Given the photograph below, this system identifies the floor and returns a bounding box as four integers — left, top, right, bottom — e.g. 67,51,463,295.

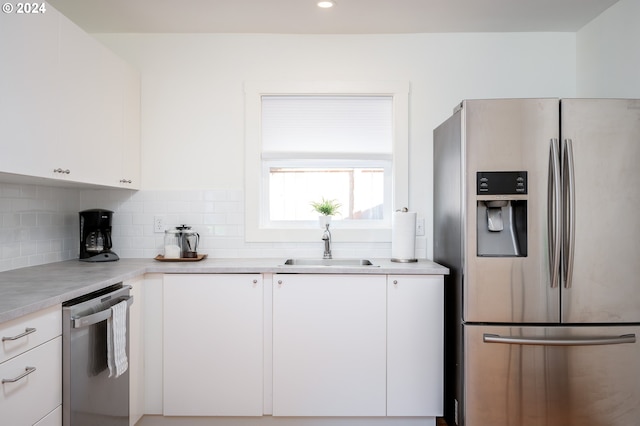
138,418,449,426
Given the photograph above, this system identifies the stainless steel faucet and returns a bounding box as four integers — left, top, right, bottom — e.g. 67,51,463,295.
322,224,332,259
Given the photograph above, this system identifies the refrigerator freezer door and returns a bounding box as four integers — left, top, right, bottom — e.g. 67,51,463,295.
561,99,640,323
464,324,640,426
463,99,560,323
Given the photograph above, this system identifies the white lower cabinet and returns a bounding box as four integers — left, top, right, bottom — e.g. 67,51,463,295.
151,271,443,421
0,304,62,426
387,275,444,416
163,274,264,416
272,274,387,416
272,273,444,419
128,277,145,426
0,337,62,425
34,406,62,426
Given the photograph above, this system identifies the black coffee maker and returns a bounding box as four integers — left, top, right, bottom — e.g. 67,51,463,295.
79,209,119,262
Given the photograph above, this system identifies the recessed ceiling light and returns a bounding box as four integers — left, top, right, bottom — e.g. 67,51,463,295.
317,1,335,8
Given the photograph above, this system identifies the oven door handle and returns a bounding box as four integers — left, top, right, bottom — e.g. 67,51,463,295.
71,296,133,329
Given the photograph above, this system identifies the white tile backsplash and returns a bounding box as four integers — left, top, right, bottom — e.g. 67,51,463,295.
78,188,400,260
0,182,80,272
0,185,422,272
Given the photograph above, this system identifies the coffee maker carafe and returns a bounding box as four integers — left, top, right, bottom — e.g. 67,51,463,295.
79,209,119,262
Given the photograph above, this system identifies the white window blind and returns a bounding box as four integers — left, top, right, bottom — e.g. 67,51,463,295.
261,96,393,157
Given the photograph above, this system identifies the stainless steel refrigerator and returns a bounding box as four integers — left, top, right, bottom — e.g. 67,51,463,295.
433,98,640,426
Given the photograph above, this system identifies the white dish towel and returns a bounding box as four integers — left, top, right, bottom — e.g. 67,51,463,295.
107,300,128,378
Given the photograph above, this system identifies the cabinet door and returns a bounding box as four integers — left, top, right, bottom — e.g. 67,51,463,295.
34,406,62,426
163,274,263,416
121,65,141,188
387,275,444,416
0,7,60,178
58,13,126,186
58,14,108,184
127,277,145,426
0,304,61,364
272,274,387,416
0,337,62,426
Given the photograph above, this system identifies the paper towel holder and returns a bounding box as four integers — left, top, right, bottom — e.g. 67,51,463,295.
391,207,418,263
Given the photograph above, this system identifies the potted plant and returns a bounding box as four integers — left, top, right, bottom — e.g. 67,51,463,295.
310,197,341,227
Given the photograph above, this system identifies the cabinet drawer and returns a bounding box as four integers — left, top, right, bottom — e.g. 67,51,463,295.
1,305,61,364
34,406,62,426
0,337,62,425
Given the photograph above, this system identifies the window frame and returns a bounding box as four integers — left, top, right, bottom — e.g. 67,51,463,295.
244,81,409,243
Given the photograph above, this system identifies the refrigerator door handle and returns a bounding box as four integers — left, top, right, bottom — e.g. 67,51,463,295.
548,138,562,288
483,333,636,346
563,138,576,289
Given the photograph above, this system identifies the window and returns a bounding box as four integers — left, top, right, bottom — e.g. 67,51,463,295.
268,163,387,222
245,81,409,242
263,95,392,225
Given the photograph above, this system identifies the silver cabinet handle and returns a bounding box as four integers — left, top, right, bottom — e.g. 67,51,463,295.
484,333,636,346
2,327,36,342
120,179,132,184
53,168,71,174
2,366,37,383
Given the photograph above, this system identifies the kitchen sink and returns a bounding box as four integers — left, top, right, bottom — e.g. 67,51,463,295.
282,259,378,267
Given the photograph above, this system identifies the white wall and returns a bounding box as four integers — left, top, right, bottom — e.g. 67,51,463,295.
97,32,576,259
577,0,640,97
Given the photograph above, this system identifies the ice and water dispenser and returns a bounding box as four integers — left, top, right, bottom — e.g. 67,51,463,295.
476,171,528,257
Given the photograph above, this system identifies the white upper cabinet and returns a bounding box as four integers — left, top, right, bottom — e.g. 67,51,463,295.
121,66,141,188
0,7,60,178
58,14,120,185
0,2,140,189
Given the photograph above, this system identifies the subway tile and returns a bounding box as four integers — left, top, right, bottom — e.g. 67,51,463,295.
0,185,395,271
1,183,21,198
20,241,38,256
11,256,29,270
21,213,37,227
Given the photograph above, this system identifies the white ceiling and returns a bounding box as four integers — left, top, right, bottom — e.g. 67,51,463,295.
48,0,620,34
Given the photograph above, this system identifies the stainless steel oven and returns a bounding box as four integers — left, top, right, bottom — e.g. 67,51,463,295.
62,283,133,426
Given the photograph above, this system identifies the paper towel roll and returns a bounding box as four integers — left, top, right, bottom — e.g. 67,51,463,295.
391,209,417,262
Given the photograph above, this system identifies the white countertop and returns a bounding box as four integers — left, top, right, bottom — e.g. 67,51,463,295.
0,257,448,323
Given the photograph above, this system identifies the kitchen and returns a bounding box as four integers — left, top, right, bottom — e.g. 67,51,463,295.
1,0,640,425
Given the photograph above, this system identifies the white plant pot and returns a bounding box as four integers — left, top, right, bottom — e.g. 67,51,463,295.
318,215,332,228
